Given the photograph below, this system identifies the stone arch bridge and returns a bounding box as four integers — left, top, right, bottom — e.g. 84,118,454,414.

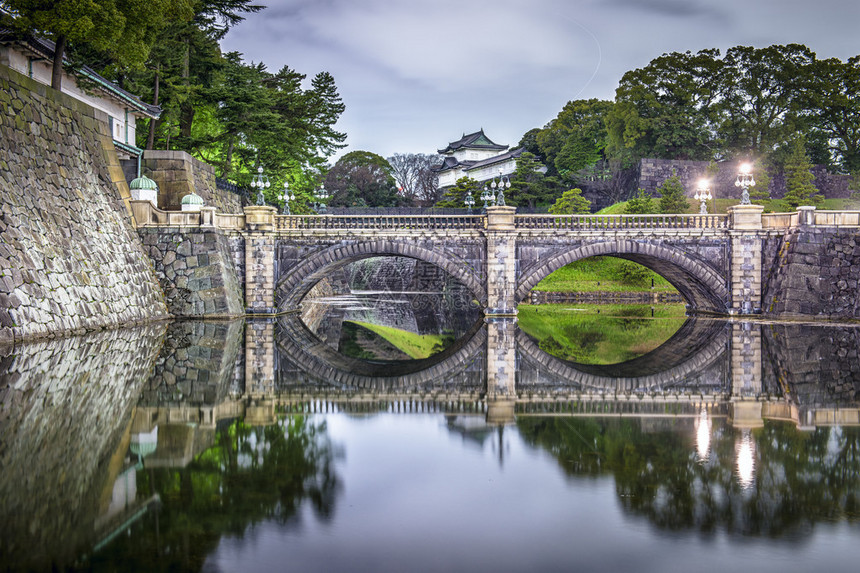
241,204,771,317
131,201,860,319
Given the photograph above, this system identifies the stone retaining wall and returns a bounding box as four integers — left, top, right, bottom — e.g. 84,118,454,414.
138,227,244,317
0,65,168,344
762,227,860,319
638,158,851,200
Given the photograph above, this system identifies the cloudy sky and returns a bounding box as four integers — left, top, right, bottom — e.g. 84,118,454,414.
222,0,860,160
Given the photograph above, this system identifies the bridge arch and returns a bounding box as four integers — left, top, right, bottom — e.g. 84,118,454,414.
275,240,487,311
517,317,730,392
516,239,729,313
274,314,487,391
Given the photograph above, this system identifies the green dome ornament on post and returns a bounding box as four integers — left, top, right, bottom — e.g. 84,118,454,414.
181,192,204,212
129,174,158,204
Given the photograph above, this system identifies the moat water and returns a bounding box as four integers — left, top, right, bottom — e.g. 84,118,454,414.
2,295,860,572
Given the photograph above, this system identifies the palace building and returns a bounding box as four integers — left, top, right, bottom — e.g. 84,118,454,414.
432,129,524,188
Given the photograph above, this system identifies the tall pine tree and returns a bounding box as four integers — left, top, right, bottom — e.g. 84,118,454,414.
782,138,822,209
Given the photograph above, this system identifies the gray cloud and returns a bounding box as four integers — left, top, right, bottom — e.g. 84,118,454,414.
604,0,731,20
223,0,860,158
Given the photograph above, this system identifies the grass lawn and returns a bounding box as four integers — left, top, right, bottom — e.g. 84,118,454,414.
533,256,677,293
345,320,451,359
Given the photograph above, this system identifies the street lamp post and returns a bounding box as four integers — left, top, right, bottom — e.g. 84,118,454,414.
491,170,511,207
735,163,755,206
280,181,295,215
249,166,270,206
694,179,712,214
480,183,494,213
313,185,329,214
464,189,475,213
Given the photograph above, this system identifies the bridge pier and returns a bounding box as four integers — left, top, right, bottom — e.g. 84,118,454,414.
730,321,764,428
485,206,518,316
245,318,276,397
728,205,765,314
244,206,278,315
485,316,517,424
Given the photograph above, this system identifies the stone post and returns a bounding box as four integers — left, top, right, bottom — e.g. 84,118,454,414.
729,321,763,428
244,206,277,314
485,317,517,424
485,206,518,316
727,204,764,314
200,206,216,227
797,205,816,226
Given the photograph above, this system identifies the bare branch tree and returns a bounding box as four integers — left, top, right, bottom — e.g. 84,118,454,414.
387,153,441,206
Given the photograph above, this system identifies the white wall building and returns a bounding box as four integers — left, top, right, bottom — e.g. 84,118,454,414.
0,31,161,161
432,130,524,188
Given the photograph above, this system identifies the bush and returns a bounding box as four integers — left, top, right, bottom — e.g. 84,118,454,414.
617,260,652,286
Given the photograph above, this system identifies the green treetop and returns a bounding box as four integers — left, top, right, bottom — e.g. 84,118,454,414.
548,188,591,214
4,0,193,90
782,138,822,209
625,188,657,214
435,176,481,209
657,175,690,214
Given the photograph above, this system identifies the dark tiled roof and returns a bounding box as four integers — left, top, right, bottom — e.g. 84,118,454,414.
0,30,162,119
430,156,476,173
437,129,508,154
465,147,525,171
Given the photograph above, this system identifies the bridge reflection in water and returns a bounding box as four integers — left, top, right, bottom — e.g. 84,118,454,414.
2,316,860,570
126,313,860,434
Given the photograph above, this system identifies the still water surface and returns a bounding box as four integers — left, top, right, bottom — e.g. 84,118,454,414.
2,295,860,572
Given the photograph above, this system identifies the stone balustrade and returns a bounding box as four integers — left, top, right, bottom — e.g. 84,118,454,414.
276,214,486,231
516,213,729,230
129,199,859,234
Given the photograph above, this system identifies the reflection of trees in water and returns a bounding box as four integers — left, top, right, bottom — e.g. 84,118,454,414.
90,416,341,570
518,418,860,537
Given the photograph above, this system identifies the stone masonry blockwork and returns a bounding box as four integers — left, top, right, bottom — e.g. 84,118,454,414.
762,227,860,319
138,227,244,317
0,66,168,343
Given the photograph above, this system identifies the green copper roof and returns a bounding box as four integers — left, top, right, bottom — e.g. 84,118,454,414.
181,192,204,205
129,174,158,190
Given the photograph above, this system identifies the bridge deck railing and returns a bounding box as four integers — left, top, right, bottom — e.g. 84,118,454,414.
515,213,729,230
276,214,485,231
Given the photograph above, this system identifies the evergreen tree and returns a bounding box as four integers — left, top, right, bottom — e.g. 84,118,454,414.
435,177,481,209
657,175,690,213
548,188,591,214
506,152,556,208
625,188,657,214
325,151,400,208
783,138,822,209
3,0,193,90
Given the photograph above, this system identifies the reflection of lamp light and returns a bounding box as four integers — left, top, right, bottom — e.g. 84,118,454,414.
695,405,711,462
736,429,755,488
